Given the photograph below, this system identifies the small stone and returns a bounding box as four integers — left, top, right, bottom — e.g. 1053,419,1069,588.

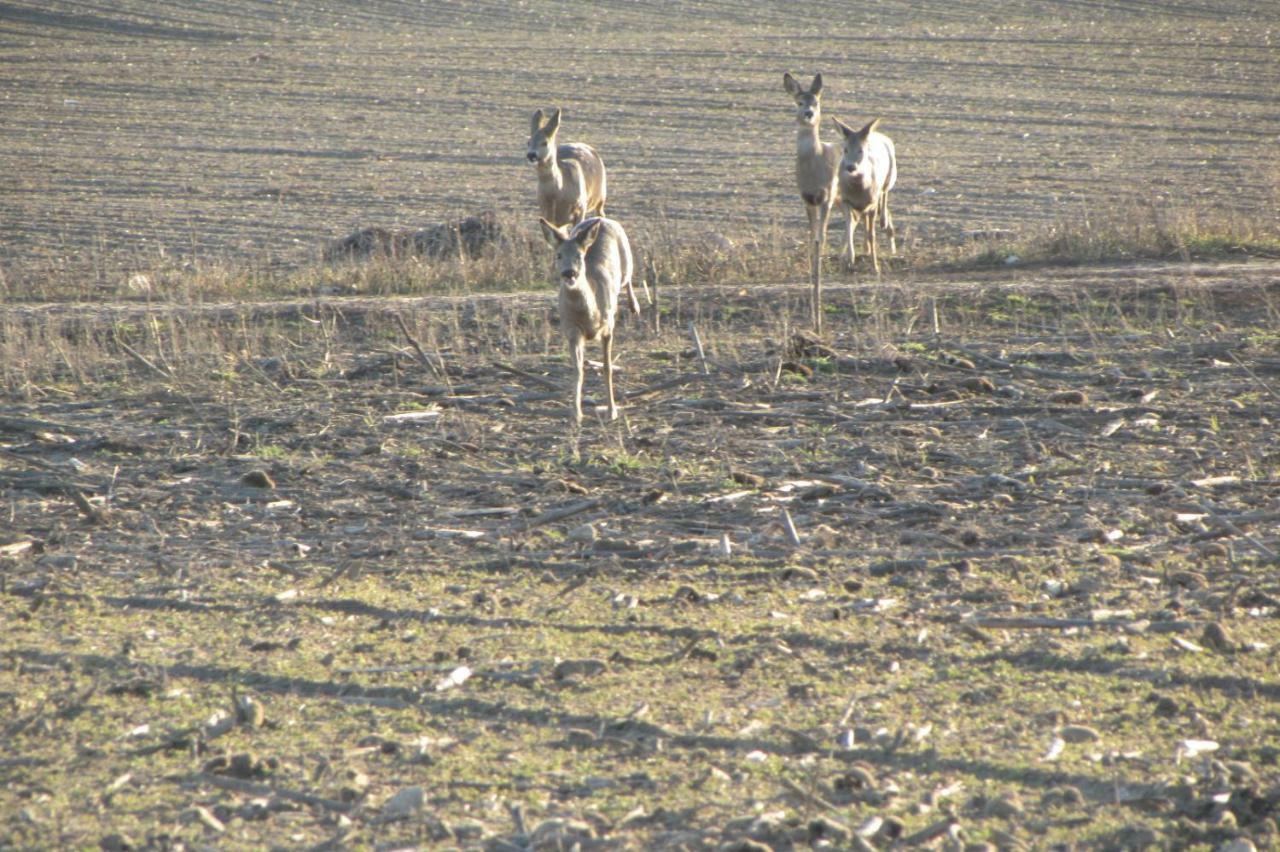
960,376,997,394
100,834,135,852
567,523,596,544
235,695,266,727
808,816,852,843
983,791,1024,819
553,658,607,681
1151,694,1180,718
241,470,275,489
1201,622,1237,653
1049,390,1088,405
1170,570,1207,589
1060,724,1101,743
380,786,424,820
1198,542,1230,560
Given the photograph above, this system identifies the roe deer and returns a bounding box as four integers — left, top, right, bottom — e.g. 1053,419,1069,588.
527,108,607,227
783,72,846,334
832,117,897,274
540,216,634,423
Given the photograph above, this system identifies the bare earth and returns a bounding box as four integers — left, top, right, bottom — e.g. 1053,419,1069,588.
2,2,1280,850
1,0,1278,282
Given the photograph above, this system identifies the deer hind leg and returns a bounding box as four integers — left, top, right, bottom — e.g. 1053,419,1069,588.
602,331,618,421
569,333,585,424
865,210,880,276
879,191,897,255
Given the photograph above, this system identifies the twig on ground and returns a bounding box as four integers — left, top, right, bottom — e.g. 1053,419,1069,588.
394,313,444,377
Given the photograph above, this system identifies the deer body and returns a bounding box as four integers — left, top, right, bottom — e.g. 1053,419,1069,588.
834,117,897,273
784,72,845,334
528,109,607,227
540,216,633,423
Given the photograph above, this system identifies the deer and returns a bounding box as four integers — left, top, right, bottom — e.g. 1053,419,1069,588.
527,108,607,227
783,72,845,334
540,216,634,424
832,117,897,275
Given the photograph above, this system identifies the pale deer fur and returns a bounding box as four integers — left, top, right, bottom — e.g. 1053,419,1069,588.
540,216,634,424
783,72,846,334
527,108,607,227
833,117,897,274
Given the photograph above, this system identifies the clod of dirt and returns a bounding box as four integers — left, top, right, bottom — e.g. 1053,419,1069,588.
1170,570,1207,590
339,768,369,802
1049,390,1089,405
325,213,502,262
1218,840,1258,852
379,786,424,821
1059,724,1102,744
787,683,817,700
1202,622,1237,653
1199,542,1231,561
780,360,814,378
807,815,852,843
567,523,597,545
99,833,136,851
203,752,275,779
780,565,820,583
529,817,595,850
789,331,838,359
717,840,771,852
1041,785,1085,809
553,658,607,681
1150,694,1181,718
241,470,276,489
235,694,266,727
730,469,766,488
983,790,1025,819
960,376,997,394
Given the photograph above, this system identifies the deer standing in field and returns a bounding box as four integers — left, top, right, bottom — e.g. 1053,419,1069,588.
540,216,634,424
527,108,607,227
833,117,897,274
783,72,845,334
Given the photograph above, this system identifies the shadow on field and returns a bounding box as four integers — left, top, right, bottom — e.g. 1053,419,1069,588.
12,644,1124,799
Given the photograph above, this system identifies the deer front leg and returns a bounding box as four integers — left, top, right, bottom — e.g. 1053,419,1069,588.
813,201,834,333
865,210,880,276
569,333,585,424
880,191,897,256
602,331,618,421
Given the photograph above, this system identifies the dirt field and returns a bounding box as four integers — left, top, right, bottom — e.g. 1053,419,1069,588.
3,1,1280,850
3,264,1280,848
2,0,1278,287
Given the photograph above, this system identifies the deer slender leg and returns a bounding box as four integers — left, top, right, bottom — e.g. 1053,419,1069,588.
602,332,617,421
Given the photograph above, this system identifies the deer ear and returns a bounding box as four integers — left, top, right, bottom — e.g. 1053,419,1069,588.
540,218,566,247
831,117,854,139
531,109,545,134
546,107,562,133
783,72,800,96
574,219,603,250
810,73,823,95
860,118,882,137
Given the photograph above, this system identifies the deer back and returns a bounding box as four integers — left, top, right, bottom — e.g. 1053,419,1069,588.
559,143,607,215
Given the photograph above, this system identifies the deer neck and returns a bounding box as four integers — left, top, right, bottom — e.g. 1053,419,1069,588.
536,150,564,192
796,122,824,160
